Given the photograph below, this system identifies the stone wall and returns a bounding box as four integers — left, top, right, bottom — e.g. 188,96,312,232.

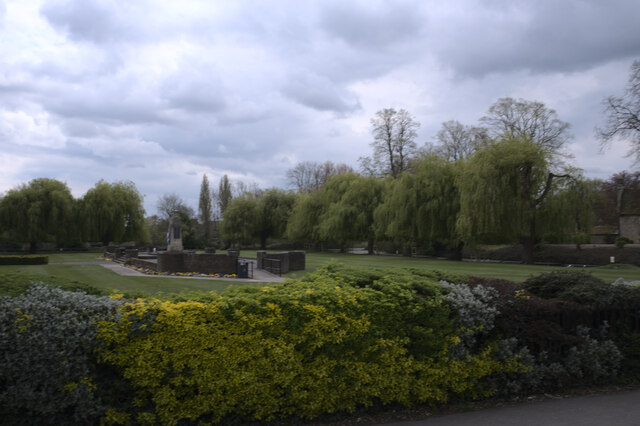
157,252,238,275
256,251,305,274
129,258,158,271
620,215,640,243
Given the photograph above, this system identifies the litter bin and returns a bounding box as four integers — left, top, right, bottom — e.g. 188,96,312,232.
237,261,249,279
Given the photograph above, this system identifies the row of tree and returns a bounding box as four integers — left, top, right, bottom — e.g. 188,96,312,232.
220,136,597,263
2,61,638,258
0,179,146,251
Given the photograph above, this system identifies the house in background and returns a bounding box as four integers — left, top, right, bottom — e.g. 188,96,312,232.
618,187,640,243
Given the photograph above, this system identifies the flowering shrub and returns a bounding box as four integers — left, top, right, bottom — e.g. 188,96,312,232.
96,268,523,423
0,284,123,424
439,281,499,358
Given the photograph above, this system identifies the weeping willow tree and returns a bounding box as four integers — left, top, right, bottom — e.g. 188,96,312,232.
0,178,76,252
457,136,571,264
81,180,147,246
317,173,386,254
286,191,325,246
537,173,599,247
374,156,461,257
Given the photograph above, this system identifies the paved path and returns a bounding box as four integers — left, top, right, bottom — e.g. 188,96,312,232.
56,260,288,283
384,389,640,426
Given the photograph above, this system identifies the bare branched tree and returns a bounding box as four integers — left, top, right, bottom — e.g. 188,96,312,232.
359,108,419,178
481,97,571,158
597,60,640,162
433,120,488,161
286,161,354,193
156,193,194,220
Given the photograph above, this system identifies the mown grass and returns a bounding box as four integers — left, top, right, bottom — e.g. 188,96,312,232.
2,251,638,298
0,263,263,297
260,251,640,283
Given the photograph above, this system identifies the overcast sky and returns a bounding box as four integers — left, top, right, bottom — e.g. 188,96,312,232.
2,0,640,214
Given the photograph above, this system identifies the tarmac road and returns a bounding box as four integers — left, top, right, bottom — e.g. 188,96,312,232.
384,389,640,426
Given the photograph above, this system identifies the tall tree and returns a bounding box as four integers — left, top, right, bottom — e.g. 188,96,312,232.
155,193,199,248
537,174,598,247
217,174,232,215
375,156,462,257
457,136,569,264
198,174,212,244
219,195,259,247
255,189,297,249
82,180,147,246
597,60,640,161
317,174,385,254
0,178,75,252
286,191,325,245
359,108,419,178
433,120,487,162
480,97,571,159
156,193,190,220
286,161,354,193
220,189,296,249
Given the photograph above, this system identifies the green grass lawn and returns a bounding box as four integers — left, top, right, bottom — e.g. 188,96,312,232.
265,251,640,283
0,263,264,297
3,251,638,298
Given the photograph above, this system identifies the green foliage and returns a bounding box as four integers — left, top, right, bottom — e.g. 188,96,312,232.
317,174,385,252
457,137,549,245
217,174,232,215
522,270,640,305
0,271,106,297
616,236,634,248
537,175,598,244
96,267,521,423
456,277,624,395
0,284,123,424
80,180,147,246
0,255,48,265
221,188,296,248
375,156,460,250
0,178,75,250
198,174,213,243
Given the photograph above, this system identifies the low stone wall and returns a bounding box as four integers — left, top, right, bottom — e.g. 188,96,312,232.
256,251,305,274
157,252,238,275
129,258,158,272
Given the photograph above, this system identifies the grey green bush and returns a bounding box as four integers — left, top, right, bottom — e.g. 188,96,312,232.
439,281,498,358
0,283,123,425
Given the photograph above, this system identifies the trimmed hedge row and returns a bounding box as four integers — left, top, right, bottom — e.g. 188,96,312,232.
465,244,640,266
0,255,48,265
1,267,635,424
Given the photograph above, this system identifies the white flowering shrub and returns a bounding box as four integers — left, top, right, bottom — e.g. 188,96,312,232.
612,277,640,287
0,283,123,424
439,281,499,358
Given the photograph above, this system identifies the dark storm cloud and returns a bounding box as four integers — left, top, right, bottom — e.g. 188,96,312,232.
433,0,640,77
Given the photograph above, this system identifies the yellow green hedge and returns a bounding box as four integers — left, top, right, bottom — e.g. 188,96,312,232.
98,272,525,424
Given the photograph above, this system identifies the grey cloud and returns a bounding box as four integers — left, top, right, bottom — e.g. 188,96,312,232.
282,72,361,113
320,1,425,50
40,0,131,43
434,0,640,77
161,67,227,113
